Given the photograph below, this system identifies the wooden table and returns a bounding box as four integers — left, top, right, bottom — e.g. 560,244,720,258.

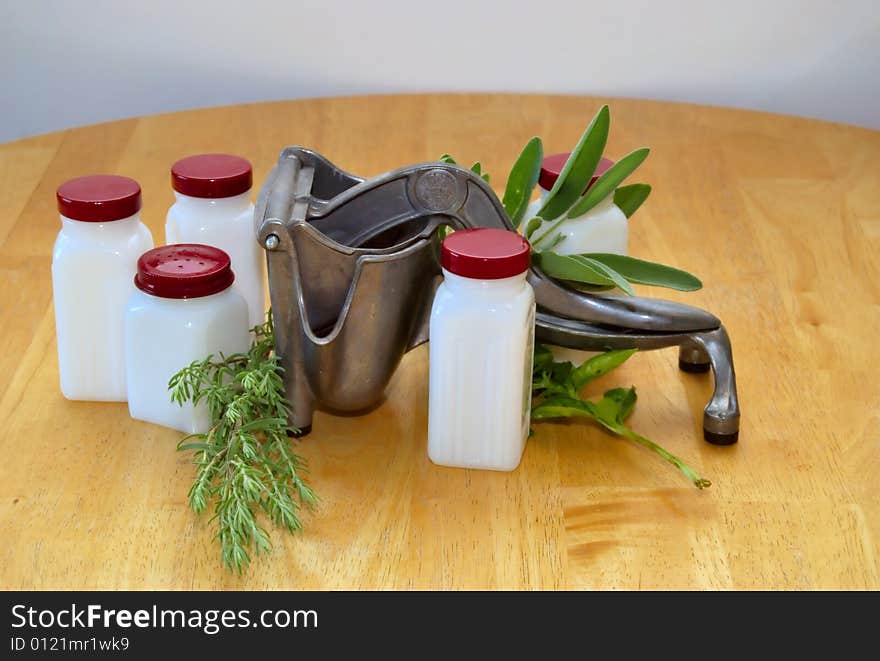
1,95,877,590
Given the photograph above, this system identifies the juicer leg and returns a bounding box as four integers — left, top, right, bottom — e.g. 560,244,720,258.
262,233,316,437
687,326,740,445
678,342,711,373
284,356,315,437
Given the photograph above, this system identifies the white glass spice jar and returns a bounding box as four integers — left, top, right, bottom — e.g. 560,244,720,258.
165,153,266,328
527,153,629,255
52,175,154,401
124,244,250,433
428,229,535,472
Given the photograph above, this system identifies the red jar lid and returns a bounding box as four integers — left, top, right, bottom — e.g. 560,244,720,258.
56,175,142,222
539,153,614,192
171,153,253,198
441,228,531,280
135,244,235,299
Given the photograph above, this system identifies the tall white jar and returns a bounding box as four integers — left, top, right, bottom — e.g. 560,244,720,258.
428,229,535,472
124,244,250,434
52,175,154,401
527,153,629,255
165,153,266,328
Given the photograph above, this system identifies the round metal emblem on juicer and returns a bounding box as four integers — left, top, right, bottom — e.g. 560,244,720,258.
412,169,465,212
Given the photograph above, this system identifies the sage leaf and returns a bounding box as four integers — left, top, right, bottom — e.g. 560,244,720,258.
524,217,542,240
613,183,651,218
575,256,635,296
567,148,650,218
537,105,610,222
535,251,616,288
570,349,637,391
584,253,702,291
502,137,543,228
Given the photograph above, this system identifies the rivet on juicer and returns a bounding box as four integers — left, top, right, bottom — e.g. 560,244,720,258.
255,147,740,444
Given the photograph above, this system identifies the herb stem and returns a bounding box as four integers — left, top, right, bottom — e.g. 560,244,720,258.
615,426,711,489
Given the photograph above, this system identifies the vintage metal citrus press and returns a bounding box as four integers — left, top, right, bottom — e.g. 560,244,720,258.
255,147,740,444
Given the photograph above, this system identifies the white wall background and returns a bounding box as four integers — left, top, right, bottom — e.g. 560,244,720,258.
2,0,878,142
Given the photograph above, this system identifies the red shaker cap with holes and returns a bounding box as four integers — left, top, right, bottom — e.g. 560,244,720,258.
135,244,235,299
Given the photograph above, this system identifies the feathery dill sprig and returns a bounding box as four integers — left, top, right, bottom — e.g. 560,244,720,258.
169,310,317,573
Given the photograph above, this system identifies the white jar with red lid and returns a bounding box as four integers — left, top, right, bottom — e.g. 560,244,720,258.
527,153,628,255
124,244,250,433
52,175,154,401
165,154,266,328
428,229,535,471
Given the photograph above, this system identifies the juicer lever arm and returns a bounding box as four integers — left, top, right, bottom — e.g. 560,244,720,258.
394,164,721,334
292,161,721,333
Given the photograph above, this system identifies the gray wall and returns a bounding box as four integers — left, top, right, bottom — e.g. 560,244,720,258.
2,0,878,142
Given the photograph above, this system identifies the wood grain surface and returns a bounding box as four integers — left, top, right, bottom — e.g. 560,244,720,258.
0,94,877,590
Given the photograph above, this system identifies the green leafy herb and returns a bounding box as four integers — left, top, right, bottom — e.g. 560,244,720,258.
530,345,711,489
524,217,543,240
583,253,702,291
537,105,610,222
577,256,635,295
613,183,652,218
433,107,711,488
502,137,543,229
535,251,701,295
570,348,637,390
470,161,490,183
440,154,488,182
534,252,619,289
169,311,317,573
565,148,650,218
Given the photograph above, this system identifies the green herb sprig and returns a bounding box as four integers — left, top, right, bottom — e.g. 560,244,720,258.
444,105,699,295
531,345,710,489
441,104,711,488
169,311,317,573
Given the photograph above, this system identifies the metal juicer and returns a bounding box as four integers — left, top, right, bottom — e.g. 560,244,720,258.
255,147,740,444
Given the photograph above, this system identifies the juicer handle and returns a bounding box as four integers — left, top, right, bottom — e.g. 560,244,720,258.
419,166,721,333
257,153,721,334
255,147,365,246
